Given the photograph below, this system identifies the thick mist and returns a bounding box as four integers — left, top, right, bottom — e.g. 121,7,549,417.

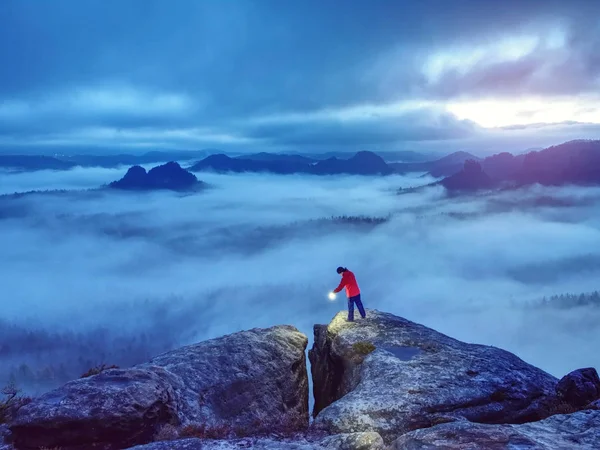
1,167,600,396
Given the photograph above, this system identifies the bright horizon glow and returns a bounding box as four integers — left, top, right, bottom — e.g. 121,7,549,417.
447,98,600,128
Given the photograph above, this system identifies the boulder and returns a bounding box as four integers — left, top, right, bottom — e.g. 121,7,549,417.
127,432,385,450
392,409,600,449
10,326,308,449
10,367,178,449
309,310,560,443
556,368,600,408
138,325,309,433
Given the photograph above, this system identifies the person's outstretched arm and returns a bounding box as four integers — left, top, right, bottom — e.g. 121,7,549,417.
333,273,347,293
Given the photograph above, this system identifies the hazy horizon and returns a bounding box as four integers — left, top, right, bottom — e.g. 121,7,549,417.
0,137,589,159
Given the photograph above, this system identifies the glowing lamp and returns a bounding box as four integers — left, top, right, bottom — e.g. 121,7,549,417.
328,292,336,301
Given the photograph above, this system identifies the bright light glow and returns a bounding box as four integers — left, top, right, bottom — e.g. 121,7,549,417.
446,98,600,128
328,292,337,301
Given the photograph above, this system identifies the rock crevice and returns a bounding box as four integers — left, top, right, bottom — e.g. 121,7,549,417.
308,324,352,417
309,310,563,443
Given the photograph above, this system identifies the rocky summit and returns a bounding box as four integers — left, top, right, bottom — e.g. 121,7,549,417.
4,310,600,450
310,310,564,442
109,161,201,191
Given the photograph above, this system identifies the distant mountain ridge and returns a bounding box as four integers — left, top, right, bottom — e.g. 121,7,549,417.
0,150,213,171
440,159,494,192
0,155,77,171
5,140,600,193
190,150,394,175
438,139,600,192
62,150,212,168
389,151,481,177
234,153,316,164
287,149,434,162
0,149,433,171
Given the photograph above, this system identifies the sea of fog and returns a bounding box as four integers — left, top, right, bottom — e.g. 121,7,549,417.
1,166,600,398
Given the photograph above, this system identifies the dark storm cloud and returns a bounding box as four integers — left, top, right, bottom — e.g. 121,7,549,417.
1,0,600,150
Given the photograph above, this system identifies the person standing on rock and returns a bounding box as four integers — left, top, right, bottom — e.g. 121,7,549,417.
331,267,366,321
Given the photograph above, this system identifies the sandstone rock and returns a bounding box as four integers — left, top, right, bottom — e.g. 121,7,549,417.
138,325,309,433
127,432,384,450
10,326,308,449
310,310,559,443
320,431,385,450
392,409,600,449
556,367,600,408
10,367,178,450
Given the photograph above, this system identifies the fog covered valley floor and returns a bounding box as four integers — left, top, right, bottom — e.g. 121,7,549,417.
1,166,600,400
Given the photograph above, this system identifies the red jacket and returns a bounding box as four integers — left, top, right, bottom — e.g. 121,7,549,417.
334,270,361,298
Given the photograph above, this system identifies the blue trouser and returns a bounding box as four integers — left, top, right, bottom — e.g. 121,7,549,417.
348,294,366,321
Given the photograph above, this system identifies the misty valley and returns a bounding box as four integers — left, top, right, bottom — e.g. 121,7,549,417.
1,163,600,399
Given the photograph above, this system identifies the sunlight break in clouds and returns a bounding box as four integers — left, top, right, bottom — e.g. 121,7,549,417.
447,97,600,128
422,26,600,129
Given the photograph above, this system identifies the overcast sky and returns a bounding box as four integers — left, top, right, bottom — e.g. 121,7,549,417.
2,0,600,154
